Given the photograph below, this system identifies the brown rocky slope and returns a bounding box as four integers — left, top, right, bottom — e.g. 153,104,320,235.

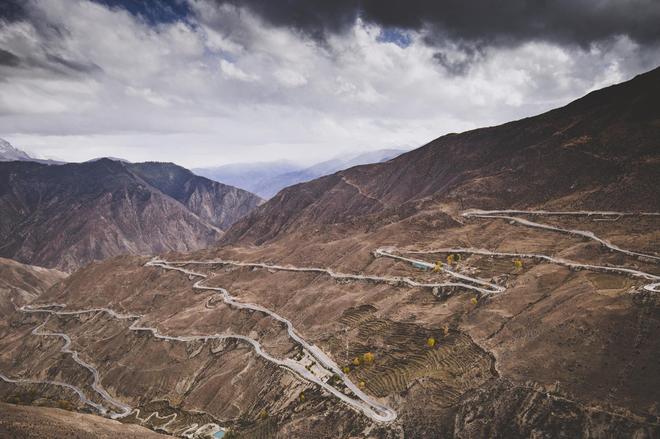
225,66,660,245
0,68,658,438
0,159,263,271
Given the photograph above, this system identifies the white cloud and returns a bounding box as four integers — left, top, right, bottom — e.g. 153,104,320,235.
0,0,658,168
273,69,307,87
219,59,259,82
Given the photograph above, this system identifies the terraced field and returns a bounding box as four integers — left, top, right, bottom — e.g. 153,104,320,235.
332,307,496,406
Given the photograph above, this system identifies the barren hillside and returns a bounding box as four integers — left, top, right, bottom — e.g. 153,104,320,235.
0,69,658,438
0,159,262,271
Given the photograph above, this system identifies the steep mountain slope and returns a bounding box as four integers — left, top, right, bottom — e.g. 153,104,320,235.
0,159,262,271
0,69,658,439
0,257,65,319
0,403,173,439
128,162,263,230
226,67,660,244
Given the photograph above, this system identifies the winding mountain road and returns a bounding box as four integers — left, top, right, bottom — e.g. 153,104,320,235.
2,208,656,429
146,259,397,423
4,260,398,423
163,256,501,295
463,209,660,261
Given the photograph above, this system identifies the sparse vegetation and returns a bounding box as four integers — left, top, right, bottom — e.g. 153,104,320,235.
56,399,73,411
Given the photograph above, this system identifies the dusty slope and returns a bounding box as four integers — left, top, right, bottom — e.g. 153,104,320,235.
226,66,660,245
0,69,658,438
0,402,173,439
128,162,264,230
0,257,66,320
0,159,262,271
4,211,655,438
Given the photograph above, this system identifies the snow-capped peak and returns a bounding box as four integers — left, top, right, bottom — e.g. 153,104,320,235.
0,138,32,161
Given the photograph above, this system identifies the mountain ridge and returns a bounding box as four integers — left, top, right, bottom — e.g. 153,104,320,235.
0,159,263,271
224,66,660,245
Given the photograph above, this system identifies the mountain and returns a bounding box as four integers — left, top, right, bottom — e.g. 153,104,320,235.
225,68,660,244
194,149,405,198
127,162,264,231
0,139,31,162
0,69,658,439
0,402,173,439
0,257,66,318
0,138,63,165
0,159,263,271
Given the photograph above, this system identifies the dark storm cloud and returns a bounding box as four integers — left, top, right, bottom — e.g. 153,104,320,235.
0,48,21,67
211,0,660,48
0,0,27,23
432,47,484,77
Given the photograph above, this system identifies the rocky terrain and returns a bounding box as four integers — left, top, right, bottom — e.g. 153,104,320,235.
0,402,173,439
0,159,263,271
0,68,658,438
0,257,66,322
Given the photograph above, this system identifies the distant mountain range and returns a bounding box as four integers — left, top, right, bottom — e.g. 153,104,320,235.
0,159,263,271
194,149,405,198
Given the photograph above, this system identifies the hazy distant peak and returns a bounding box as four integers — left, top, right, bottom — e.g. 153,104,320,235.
193,148,406,199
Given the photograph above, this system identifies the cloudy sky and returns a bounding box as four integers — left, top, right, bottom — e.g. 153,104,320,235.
1,0,659,167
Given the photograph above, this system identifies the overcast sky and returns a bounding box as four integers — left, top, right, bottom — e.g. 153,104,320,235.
1,0,659,167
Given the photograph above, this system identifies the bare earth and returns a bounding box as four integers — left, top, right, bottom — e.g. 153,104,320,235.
0,402,173,438
0,68,658,438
